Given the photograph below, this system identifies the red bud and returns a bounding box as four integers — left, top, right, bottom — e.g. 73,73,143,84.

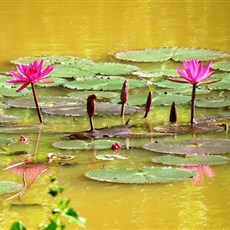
87,94,97,117
169,101,178,123
120,80,129,103
144,91,153,118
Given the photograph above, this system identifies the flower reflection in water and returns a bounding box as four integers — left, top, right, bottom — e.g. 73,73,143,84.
182,165,215,185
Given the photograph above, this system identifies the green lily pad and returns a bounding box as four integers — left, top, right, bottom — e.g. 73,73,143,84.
11,55,94,66
42,102,140,116
82,62,140,76
36,77,67,87
208,80,230,90
153,79,191,89
85,166,196,184
0,181,23,194
63,76,146,91
0,124,47,134
53,139,116,150
0,87,31,97
115,47,228,63
196,97,230,108
115,48,176,62
5,96,84,109
156,87,210,96
153,125,225,134
51,65,95,78
133,69,179,78
0,114,21,123
212,61,230,72
172,48,229,61
95,154,128,161
68,91,119,100
0,136,16,149
152,155,230,166
143,139,230,155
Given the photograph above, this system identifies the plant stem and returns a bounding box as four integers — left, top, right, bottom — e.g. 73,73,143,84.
31,83,43,124
191,84,197,126
120,102,125,117
89,116,94,131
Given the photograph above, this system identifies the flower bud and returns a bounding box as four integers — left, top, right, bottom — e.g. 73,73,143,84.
120,80,129,103
169,101,178,123
144,91,153,118
87,94,97,117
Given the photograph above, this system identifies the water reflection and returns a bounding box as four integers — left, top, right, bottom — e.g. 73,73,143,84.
2,132,49,202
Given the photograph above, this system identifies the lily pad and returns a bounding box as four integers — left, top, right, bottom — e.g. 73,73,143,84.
207,80,230,90
143,139,230,155
5,96,84,109
68,91,119,100
133,69,179,78
0,114,21,123
152,155,230,166
0,181,23,194
115,48,176,62
212,61,230,72
0,136,16,149
172,48,229,61
153,79,191,89
95,154,128,161
153,125,225,134
85,166,196,184
196,97,230,108
115,47,228,62
63,76,146,91
11,55,94,66
0,87,31,97
42,102,140,116
52,139,116,150
156,87,210,96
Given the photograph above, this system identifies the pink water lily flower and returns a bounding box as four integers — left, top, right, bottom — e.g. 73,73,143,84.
167,59,217,126
168,59,215,85
7,60,54,124
7,59,54,92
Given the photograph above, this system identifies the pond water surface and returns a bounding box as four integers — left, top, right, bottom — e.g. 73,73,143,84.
0,1,230,230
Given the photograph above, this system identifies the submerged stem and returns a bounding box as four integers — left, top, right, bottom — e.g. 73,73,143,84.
31,83,43,124
191,84,197,126
89,116,94,131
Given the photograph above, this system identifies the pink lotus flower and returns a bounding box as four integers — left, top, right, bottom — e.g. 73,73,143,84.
168,59,215,85
7,60,54,124
167,59,217,126
7,59,54,92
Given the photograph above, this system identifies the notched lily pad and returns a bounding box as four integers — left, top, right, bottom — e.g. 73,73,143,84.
0,181,23,194
153,124,225,134
153,79,191,89
133,69,178,78
212,61,230,72
0,115,21,123
196,97,230,108
85,166,196,184
53,139,116,150
143,139,230,155
68,91,119,100
95,154,128,161
152,155,230,166
63,76,146,91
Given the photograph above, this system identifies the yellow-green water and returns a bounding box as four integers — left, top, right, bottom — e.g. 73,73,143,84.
0,1,230,230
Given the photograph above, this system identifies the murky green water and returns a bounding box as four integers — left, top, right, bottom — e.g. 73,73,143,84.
0,1,230,229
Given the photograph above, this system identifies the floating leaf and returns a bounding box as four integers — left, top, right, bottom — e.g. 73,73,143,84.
51,65,95,78
0,124,48,134
36,77,67,87
5,96,84,109
0,87,31,97
0,181,23,194
115,48,176,62
68,91,119,100
42,102,140,116
63,76,146,91
152,155,230,166
196,97,230,108
143,139,230,155
153,125,225,134
212,61,230,72
208,80,230,91
133,69,179,78
82,62,140,75
156,87,210,96
0,114,21,123
11,55,94,66
172,48,229,61
153,79,191,89
85,166,196,184
153,94,190,106
115,47,228,63
95,154,128,161
53,139,116,150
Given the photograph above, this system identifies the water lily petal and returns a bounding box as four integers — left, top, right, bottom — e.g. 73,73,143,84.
16,82,31,92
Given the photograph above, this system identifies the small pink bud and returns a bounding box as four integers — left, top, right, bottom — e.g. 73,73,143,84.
20,135,28,143
111,142,121,154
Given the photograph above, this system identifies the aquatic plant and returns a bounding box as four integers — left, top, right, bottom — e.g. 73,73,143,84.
120,80,129,117
144,91,152,118
87,94,97,131
167,59,216,126
7,60,54,124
